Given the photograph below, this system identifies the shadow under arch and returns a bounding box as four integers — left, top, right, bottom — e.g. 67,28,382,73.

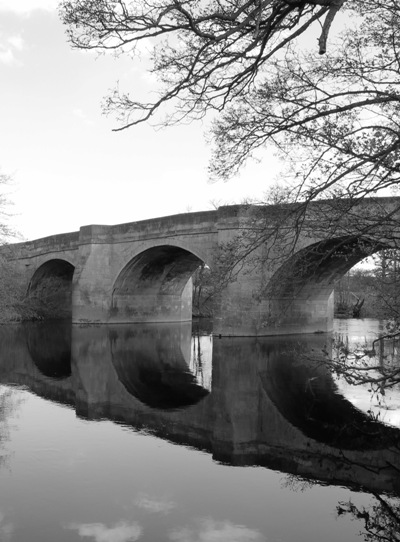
25,320,72,380
266,236,388,331
28,259,75,319
111,245,205,323
260,336,400,450
110,324,210,410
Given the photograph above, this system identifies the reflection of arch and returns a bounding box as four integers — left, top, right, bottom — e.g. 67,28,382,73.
111,246,204,323
25,321,72,380
261,339,399,450
110,324,209,410
29,259,75,319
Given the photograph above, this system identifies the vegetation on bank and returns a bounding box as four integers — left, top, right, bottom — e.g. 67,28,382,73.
334,251,400,319
192,264,214,318
0,261,72,324
0,168,73,323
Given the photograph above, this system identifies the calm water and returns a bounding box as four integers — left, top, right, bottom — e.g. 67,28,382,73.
0,318,398,542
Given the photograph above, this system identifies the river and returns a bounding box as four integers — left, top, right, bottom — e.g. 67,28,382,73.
0,318,398,542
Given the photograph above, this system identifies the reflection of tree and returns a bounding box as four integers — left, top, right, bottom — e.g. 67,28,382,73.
322,334,400,403
190,333,212,391
191,334,204,384
0,385,25,469
284,471,400,542
282,454,400,542
281,474,316,493
337,494,400,542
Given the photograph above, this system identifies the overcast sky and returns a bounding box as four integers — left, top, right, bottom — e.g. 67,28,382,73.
0,0,281,241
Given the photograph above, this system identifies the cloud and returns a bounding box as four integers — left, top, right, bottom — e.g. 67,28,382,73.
0,512,14,542
0,34,24,65
134,494,176,515
169,519,266,542
72,108,95,126
8,35,24,50
67,521,143,542
0,49,14,65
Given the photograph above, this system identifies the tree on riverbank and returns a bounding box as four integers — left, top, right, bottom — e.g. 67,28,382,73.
192,264,214,318
0,171,24,322
59,0,400,297
0,171,69,322
334,250,400,319
0,257,71,323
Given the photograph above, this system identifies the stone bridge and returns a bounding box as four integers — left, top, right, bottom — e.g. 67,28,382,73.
7,198,400,336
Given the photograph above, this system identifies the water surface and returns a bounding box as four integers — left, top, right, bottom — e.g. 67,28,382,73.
0,319,398,541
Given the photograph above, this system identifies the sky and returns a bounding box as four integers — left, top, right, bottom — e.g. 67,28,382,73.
0,0,280,241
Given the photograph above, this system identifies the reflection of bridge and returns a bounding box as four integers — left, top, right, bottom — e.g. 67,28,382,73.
1,323,399,496
8,199,400,335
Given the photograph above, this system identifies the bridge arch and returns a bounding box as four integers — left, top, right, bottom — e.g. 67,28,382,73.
111,245,205,323
266,236,386,332
28,258,75,319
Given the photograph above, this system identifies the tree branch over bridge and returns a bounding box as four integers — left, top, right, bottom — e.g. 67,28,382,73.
59,0,347,127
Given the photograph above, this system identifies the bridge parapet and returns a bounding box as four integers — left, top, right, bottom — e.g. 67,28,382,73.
78,210,218,245
9,231,80,258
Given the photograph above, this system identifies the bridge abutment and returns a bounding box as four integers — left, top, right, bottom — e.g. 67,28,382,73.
213,278,334,336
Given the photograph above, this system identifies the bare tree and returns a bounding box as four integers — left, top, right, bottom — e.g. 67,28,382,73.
210,0,400,198
59,0,349,129
0,171,16,241
0,171,32,322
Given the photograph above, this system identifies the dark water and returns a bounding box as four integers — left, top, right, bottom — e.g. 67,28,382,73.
0,319,398,541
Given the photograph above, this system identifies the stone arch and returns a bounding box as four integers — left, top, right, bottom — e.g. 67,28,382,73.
266,236,386,333
111,245,205,323
28,259,75,319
